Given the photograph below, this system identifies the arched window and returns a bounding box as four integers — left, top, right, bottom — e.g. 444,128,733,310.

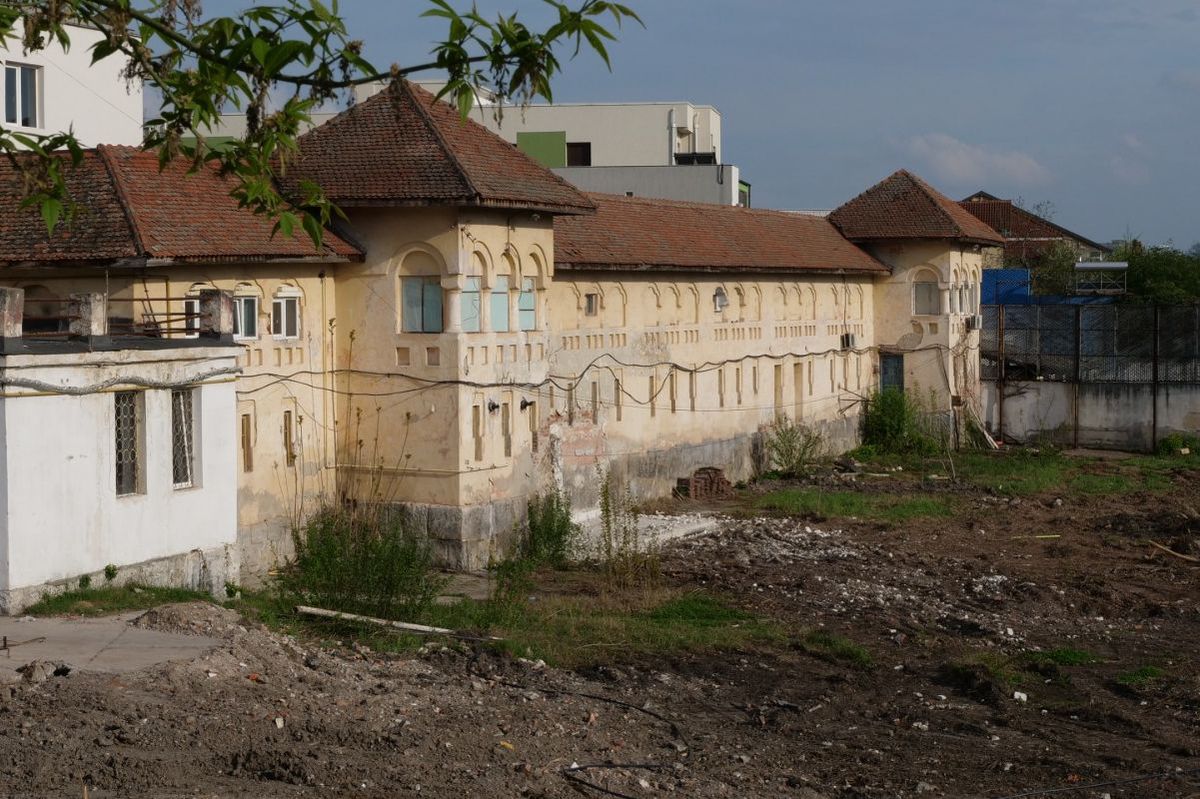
233,282,261,340
399,251,444,333
518,277,536,331
272,285,302,340
912,270,941,316
21,285,64,334
491,254,514,332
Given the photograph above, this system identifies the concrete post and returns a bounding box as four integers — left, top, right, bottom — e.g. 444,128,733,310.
0,287,24,341
67,292,108,341
198,290,235,342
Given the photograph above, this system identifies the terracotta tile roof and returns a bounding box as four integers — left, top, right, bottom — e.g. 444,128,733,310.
0,146,361,267
279,80,594,214
0,151,138,266
958,195,1111,256
554,194,888,274
828,170,1004,246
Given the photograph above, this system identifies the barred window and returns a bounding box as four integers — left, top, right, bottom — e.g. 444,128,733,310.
115,391,142,496
171,388,196,488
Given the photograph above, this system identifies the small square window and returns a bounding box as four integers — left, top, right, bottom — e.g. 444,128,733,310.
566,142,592,166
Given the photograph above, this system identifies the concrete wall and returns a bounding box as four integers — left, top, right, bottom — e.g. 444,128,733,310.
0,264,340,584
554,164,740,205
0,345,239,611
1,20,143,146
982,381,1200,451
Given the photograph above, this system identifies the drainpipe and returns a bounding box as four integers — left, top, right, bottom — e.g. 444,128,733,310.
667,108,674,165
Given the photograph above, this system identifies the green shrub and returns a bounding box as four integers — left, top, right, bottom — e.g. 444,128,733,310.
1156,432,1200,456
522,490,579,567
861,389,940,455
276,504,447,621
103,564,118,583
78,574,91,590
765,416,825,478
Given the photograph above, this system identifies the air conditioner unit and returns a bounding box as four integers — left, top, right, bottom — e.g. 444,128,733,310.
839,332,857,350
965,314,984,331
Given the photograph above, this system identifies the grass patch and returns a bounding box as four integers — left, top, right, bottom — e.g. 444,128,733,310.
952,451,1069,496
237,579,784,670
24,584,212,617
1069,473,1134,495
756,488,954,523
799,630,873,669
1117,665,1164,688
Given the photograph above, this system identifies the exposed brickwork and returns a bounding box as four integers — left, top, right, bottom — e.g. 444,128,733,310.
674,467,734,501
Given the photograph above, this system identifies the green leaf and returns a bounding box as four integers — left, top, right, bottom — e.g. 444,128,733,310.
41,198,63,235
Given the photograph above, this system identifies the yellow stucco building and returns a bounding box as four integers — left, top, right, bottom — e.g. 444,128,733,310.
0,82,1002,578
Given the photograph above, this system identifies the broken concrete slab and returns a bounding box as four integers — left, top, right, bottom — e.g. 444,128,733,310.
0,614,216,678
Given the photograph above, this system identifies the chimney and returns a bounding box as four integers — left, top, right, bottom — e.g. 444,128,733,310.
198,290,234,342
0,287,24,342
68,292,109,342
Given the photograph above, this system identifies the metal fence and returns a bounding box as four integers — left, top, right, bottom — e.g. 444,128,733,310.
981,304,1200,384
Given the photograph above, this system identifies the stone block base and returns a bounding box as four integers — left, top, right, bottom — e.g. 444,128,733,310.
0,544,239,615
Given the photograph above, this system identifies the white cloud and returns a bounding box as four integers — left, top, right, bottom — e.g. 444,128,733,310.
906,133,1051,187
1120,133,1144,152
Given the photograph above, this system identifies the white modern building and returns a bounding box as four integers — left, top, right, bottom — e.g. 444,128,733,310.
212,79,750,206
0,289,241,612
1,19,143,146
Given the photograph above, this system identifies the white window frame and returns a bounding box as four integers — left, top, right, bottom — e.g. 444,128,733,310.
114,391,145,497
584,293,599,316
3,62,40,129
171,388,198,489
233,295,259,340
271,291,301,340
182,297,201,339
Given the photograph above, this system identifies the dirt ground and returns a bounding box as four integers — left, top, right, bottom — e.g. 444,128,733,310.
0,462,1198,798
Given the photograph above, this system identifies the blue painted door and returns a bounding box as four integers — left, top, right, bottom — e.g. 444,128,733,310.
880,353,904,392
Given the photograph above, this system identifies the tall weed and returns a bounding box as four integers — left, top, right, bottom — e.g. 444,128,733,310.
598,469,659,588
277,504,446,621
765,416,825,477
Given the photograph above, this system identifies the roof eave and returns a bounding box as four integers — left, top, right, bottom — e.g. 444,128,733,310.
331,196,595,215
555,261,888,275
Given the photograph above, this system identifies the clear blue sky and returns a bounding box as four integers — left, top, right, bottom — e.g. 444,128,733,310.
209,1,1200,247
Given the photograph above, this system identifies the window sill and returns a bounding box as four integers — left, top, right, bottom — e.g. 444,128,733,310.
233,336,259,342
272,335,301,342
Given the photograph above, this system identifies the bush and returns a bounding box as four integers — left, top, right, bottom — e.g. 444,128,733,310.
276,504,447,621
522,490,579,568
861,389,940,455
1156,432,1199,456
103,564,118,583
765,416,825,478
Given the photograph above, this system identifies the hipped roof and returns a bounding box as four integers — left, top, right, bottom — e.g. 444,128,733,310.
828,170,1004,246
279,80,594,215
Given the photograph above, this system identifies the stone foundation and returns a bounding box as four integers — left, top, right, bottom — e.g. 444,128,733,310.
0,544,239,615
